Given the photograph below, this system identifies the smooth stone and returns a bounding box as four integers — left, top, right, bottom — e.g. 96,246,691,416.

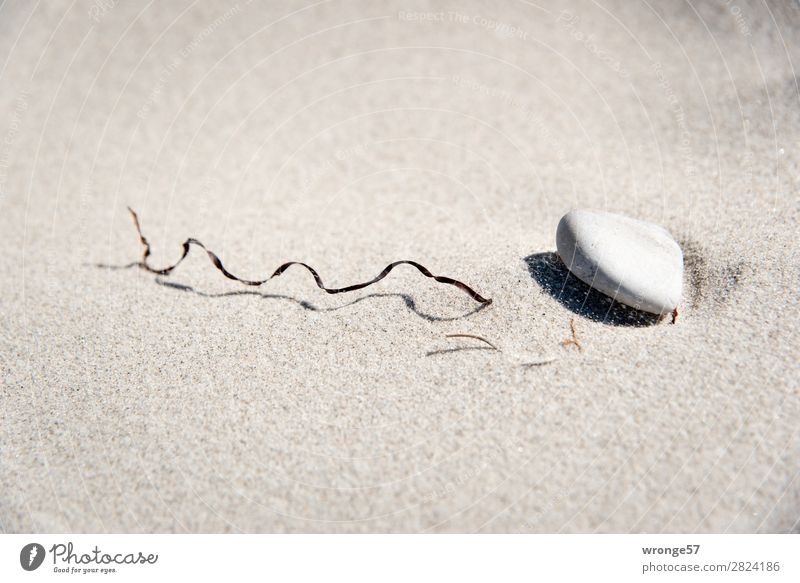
556,209,683,315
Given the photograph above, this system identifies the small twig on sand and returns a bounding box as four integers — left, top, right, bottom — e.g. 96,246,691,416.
520,358,557,368
445,334,499,351
426,334,499,357
560,318,582,352
671,307,679,324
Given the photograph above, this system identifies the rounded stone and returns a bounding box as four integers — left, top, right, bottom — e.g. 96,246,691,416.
556,209,683,315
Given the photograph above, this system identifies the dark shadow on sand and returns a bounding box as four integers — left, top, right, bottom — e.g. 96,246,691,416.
523,252,663,327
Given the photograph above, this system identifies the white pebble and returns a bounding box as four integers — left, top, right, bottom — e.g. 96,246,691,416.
556,209,683,315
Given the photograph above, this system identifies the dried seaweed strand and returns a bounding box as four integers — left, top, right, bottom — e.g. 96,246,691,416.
128,207,492,305
445,333,499,351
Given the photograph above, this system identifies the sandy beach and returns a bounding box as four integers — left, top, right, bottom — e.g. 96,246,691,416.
1,0,798,532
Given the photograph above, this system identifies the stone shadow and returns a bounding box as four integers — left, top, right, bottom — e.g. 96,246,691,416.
523,252,663,327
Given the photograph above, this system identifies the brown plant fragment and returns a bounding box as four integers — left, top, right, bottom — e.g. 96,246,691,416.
561,318,583,352
445,334,499,351
127,207,492,306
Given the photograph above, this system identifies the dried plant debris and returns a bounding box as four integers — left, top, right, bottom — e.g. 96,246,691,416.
430,334,557,367
561,318,583,352
127,207,492,306
444,334,499,351
520,357,557,367
426,333,500,357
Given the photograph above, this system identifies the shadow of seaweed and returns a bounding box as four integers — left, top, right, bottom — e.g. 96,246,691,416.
156,277,488,322
93,262,487,322
523,252,663,327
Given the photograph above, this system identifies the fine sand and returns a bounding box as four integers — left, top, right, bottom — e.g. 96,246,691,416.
1,0,798,533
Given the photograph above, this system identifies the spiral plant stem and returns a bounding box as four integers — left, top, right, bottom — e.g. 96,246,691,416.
127,207,492,306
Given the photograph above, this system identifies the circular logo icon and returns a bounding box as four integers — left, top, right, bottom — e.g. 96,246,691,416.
20,543,45,571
